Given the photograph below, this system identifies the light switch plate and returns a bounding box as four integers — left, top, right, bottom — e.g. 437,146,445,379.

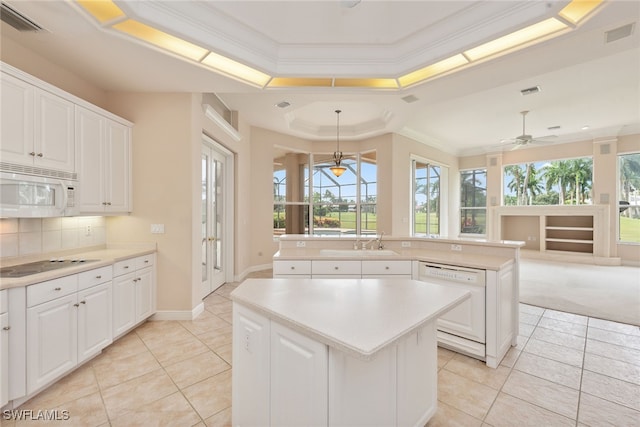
151,224,165,234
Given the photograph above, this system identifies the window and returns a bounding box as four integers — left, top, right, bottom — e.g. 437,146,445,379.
619,153,640,243
503,157,593,206
274,149,377,237
412,160,441,236
460,169,487,235
273,149,310,236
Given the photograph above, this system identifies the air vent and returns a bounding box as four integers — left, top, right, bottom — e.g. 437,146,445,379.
547,125,561,130
605,23,635,43
520,86,541,96
401,95,419,103
275,101,291,109
1,2,42,32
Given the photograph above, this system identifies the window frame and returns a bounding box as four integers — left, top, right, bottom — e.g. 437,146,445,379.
459,167,487,236
411,156,447,237
617,151,640,245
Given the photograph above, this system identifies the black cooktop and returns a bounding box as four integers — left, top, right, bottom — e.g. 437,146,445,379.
0,259,99,278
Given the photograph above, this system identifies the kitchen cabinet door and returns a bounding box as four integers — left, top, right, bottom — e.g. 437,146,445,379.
77,282,112,363
270,321,328,426
76,106,106,212
232,304,270,426
0,72,34,165
135,267,154,322
104,119,131,213
0,311,9,408
77,106,131,213
27,294,78,394
34,89,74,172
112,273,136,338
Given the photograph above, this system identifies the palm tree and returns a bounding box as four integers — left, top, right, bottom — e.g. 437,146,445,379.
567,159,593,204
620,154,640,217
505,165,525,205
543,160,572,205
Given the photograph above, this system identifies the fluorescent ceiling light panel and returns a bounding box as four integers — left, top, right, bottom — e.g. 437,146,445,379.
559,0,603,25
464,18,568,61
113,19,208,62
201,51,271,87
267,78,333,88
398,54,468,87
77,0,125,23
333,78,398,89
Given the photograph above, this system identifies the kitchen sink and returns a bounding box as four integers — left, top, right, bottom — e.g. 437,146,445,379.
319,249,399,257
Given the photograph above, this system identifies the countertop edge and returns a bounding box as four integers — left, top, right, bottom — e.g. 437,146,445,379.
0,246,156,290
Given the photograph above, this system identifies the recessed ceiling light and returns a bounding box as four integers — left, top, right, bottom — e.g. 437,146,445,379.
275,101,291,109
401,95,419,103
582,125,590,130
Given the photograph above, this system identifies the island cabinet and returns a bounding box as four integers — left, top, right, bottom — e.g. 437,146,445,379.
231,278,469,427
273,259,412,279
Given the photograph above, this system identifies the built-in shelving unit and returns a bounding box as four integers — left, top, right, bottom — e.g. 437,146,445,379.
489,205,619,265
544,215,594,254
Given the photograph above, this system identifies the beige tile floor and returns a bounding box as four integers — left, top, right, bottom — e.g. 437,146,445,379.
3,271,640,426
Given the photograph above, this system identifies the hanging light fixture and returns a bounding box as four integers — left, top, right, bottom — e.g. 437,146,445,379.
329,109,347,177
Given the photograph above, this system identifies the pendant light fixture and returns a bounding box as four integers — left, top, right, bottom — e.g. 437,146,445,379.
329,109,347,177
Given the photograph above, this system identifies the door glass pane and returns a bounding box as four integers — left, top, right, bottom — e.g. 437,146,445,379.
214,159,223,270
201,155,208,282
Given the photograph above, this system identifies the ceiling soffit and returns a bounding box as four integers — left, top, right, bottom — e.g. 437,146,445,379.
117,0,567,77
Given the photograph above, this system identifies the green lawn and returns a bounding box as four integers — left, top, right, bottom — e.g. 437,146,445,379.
620,216,640,243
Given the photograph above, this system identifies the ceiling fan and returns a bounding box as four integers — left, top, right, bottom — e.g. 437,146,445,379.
499,110,556,150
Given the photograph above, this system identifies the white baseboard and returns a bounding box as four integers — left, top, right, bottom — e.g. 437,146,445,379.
235,263,272,282
150,302,205,321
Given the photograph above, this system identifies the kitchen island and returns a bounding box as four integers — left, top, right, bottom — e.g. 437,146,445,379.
230,278,470,427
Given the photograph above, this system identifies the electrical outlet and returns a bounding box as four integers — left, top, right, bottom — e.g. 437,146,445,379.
85,225,91,236
296,241,306,248
401,241,411,248
451,244,462,252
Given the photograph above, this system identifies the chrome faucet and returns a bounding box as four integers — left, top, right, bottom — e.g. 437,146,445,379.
376,232,385,250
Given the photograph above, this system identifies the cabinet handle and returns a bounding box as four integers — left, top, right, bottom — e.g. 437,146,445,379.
290,266,295,270
123,266,129,269
107,202,112,206
334,266,339,270
102,202,108,205
37,153,43,157
54,287,62,291
74,303,80,307
144,260,149,263
29,151,36,156
2,326,10,331
96,275,102,279
385,266,390,270
80,300,86,304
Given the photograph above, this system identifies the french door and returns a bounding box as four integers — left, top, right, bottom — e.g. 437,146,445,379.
201,139,231,298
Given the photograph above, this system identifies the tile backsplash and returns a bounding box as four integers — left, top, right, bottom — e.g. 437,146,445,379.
0,217,106,259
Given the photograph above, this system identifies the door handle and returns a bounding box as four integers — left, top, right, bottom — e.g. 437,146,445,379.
208,237,216,242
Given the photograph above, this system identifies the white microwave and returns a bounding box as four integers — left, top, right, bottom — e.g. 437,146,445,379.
0,170,79,218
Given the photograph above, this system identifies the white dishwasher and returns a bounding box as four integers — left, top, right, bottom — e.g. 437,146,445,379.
417,262,487,359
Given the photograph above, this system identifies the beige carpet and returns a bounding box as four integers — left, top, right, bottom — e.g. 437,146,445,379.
519,259,640,326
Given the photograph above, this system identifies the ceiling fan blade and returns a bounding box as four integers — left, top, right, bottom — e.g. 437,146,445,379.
533,134,557,140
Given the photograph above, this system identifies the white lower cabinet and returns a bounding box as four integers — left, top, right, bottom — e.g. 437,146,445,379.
233,303,437,426
362,260,413,278
270,322,327,426
274,258,412,279
26,274,112,394
1,290,9,408
272,260,311,278
113,254,155,338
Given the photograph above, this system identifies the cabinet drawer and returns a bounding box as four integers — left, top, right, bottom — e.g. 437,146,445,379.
273,260,312,276
362,260,412,276
27,275,78,307
0,289,6,313
113,258,136,276
312,260,361,276
136,254,154,270
78,266,113,291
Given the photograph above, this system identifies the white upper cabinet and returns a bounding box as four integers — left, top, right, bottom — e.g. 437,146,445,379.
1,72,74,173
76,106,131,213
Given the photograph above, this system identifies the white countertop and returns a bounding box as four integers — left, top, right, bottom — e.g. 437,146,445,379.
274,248,514,270
0,245,156,290
231,278,470,360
